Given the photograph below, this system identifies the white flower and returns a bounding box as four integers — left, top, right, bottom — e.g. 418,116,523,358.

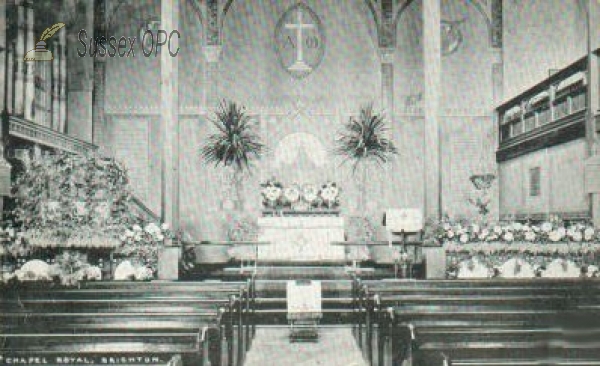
512,222,523,231
135,266,153,281
493,226,503,235
284,186,301,203
459,234,469,243
524,231,536,242
161,223,170,231
585,228,595,241
125,230,134,238
447,230,455,239
548,231,562,242
478,229,489,241
156,234,165,242
503,232,514,242
133,224,142,232
541,222,552,233
471,224,480,234
571,231,583,242
302,185,319,203
557,227,567,237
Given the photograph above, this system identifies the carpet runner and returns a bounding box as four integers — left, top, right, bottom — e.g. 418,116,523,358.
244,327,368,366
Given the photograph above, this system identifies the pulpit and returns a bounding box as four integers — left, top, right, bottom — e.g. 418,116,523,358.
257,214,346,262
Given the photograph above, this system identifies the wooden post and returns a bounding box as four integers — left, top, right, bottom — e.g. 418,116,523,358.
161,0,180,231
423,0,442,220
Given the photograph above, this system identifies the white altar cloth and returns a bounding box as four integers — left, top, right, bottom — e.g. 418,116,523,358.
257,216,346,262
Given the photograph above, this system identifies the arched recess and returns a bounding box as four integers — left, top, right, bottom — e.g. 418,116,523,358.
394,0,494,47
219,0,379,48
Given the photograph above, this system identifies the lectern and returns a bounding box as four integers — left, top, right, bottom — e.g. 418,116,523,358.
383,208,424,278
287,280,321,341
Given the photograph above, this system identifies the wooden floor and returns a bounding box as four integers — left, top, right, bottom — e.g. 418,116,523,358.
244,326,368,366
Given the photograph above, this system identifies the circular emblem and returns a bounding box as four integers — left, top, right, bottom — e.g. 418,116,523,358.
441,19,464,56
274,3,325,79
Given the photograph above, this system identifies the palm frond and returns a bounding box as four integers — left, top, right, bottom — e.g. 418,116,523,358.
334,103,398,175
200,100,265,173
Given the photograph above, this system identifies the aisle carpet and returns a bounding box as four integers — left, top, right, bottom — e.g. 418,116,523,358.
244,326,368,366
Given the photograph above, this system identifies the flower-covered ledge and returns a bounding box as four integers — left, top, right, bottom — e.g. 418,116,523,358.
434,217,600,279
0,152,179,287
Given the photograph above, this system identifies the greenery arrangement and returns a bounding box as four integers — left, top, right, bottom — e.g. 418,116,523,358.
11,151,136,244
201,100,264,171
2,151,171,284
201,100,265,199
335,103,398,213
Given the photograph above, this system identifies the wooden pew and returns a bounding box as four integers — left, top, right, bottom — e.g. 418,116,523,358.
0,281,252,366
358,279,600,366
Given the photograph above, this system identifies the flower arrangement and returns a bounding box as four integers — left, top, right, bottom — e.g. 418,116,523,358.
116,222,173,276
260,178,341,210
0,225,30,259
1,251,102,287
427,215,600,279
260,177,283,207
11,151,139,248
434,216,598,247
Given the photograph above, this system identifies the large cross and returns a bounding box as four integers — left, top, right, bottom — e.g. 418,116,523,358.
284,8,315,71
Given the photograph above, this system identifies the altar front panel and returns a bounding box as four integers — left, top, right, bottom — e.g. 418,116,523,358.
257,217,346,262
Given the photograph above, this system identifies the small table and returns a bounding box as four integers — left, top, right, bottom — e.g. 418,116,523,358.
332,238,423,279
199,241,271,274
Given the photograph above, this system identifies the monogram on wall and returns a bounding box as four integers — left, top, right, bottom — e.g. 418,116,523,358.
274,2,325,79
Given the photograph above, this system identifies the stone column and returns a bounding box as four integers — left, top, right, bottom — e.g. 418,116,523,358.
23,2,34,121
204,45,221,108
584,0,600,226
161,0,180,231
66,1,94,142
423,0,441,219
14,2,25,115
92,0,107,153
379,46,394,213
0,0,12,218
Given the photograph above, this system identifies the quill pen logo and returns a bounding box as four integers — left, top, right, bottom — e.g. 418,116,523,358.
24,22,66,62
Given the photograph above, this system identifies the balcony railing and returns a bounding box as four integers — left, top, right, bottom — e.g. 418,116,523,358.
8,115,97,155
496,49,599,162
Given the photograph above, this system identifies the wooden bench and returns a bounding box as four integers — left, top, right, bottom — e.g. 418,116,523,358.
356,279,600,366
0,281,253,366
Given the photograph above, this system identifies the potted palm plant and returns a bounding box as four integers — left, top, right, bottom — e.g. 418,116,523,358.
335,104,398,264
200,100,264,261
335,103,398,214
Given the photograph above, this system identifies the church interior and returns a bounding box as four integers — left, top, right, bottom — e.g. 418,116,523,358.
1,0,600,365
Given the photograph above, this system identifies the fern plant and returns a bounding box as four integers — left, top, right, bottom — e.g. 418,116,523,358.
201,100,264,210
335,104,398,212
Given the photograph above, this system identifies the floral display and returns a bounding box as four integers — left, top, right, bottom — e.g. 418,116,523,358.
260,177,283,207
1,251,102,287
427,215,600,279
302,185,319,205
320,182,340,208
283,185,301,205
11,152,139,248
434,216,598,245
116,222,173,276
261,178,341,210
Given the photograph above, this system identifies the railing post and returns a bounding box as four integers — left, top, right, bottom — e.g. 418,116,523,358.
237,293,243,366
366,295,373,365
227,296,235,366
377,308,387,366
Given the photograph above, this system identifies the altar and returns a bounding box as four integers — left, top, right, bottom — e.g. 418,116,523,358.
257,215,346,262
